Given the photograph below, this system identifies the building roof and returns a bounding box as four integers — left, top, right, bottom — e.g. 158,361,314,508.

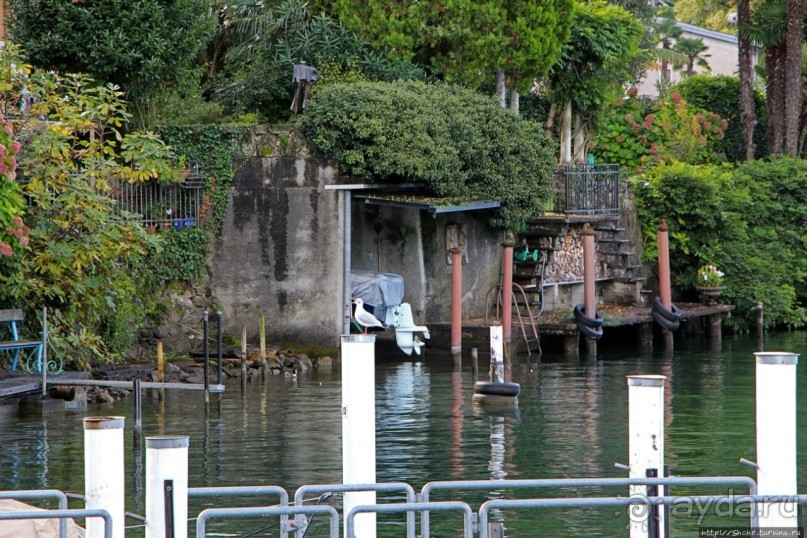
676,22,738,44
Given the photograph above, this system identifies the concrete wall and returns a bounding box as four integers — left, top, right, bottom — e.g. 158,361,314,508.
351,205,502,324
209,154,344,346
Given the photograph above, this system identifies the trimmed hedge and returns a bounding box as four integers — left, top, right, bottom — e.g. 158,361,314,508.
299,81,557,229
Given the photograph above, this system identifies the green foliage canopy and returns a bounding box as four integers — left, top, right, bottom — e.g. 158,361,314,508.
299,81,557,229
635,158,807,329
594,90,727,173
0,50,187,366
8,0,213,98
676,75,768,161
324,0,573,88
549,1,645,114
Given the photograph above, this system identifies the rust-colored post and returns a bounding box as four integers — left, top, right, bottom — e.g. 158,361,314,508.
157,340,164,402
502,234,515,341
450,247,463,356
658,219,672,310
583,224,597,318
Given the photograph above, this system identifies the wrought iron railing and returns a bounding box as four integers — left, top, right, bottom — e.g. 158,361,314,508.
553,164,620,215
110,166,205,230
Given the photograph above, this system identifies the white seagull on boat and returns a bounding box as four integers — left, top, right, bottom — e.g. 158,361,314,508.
352,298,385,334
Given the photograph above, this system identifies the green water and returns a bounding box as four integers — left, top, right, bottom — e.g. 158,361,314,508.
0,330,805,536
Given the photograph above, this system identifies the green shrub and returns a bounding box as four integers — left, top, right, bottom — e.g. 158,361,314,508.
676,74,768,161
635,158,807,329
593,90,727,173
299,81,557,229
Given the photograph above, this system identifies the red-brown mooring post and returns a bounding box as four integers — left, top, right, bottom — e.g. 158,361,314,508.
450,247,463,356
502,233,515,341
658,219,672,310
583,224,597,319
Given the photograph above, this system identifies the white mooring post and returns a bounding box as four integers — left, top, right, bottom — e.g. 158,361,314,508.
146,436,189,538
755,352,799,529
627,375,666,538
341,334,377,538
490,325,504,383
84,416,125,538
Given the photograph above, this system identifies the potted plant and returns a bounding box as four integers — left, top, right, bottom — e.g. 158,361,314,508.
696,263,726,304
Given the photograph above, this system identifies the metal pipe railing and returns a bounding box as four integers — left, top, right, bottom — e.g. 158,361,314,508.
420,476,758,537
189,485,290,538
477,494,807,538
0,490,69,538
0,508,112,538
196,505,339,538
346,501,473,538
293,482,417,538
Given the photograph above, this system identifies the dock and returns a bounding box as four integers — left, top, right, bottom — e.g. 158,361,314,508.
428,302,735,351
0,371,224,401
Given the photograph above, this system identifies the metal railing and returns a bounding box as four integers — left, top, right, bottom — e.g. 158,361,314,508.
419,476,758,537
110,166,205,229
196,505,340,538
553,164,620,215
0,508,112,538
294,482,417,538
189,485,290,538
0,490,69,538
346,501,474,538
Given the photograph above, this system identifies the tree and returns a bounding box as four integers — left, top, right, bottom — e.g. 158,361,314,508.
7,0,213,116
746,0,788,155
548,0,644,162
653,9,686,82
0,48,184,366
218,0,425,122
784,0,804,155
674,37,711,76
324,0,573,108
738,0,758,160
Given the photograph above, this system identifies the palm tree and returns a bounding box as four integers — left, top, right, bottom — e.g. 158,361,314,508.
784,0,804,156
653,9,686,81
737,0,757,160
674,37,711,76
746,0,788,155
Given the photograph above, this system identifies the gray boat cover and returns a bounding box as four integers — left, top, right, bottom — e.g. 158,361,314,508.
351,269,404,309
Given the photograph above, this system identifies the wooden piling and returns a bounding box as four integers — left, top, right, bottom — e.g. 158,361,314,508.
259,315,268,380
157,341,164,402
241,326,248,390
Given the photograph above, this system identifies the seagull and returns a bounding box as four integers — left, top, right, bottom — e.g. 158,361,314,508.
352,298,385,334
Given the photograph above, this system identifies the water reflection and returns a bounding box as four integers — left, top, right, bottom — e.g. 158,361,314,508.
0,332,804,536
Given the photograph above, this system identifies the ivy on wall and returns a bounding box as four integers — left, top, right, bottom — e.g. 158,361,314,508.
154,125,246,283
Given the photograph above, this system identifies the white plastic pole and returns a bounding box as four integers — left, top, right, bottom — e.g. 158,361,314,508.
341,334,376,538
146,436,189,538
755,352,799,529
84,416,125,538
490,325,504,383
627,375,666,538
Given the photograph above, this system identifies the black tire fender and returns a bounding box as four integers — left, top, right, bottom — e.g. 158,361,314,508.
577,321,604,340
652,310,680,331
474,381,521,397
652,296,682,322
573,304,604,328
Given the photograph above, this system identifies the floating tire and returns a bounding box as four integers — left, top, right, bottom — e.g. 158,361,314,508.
474,381,521,397
573,304,604,328
652,310,680,331
472,393,519,406
652,297,682,322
